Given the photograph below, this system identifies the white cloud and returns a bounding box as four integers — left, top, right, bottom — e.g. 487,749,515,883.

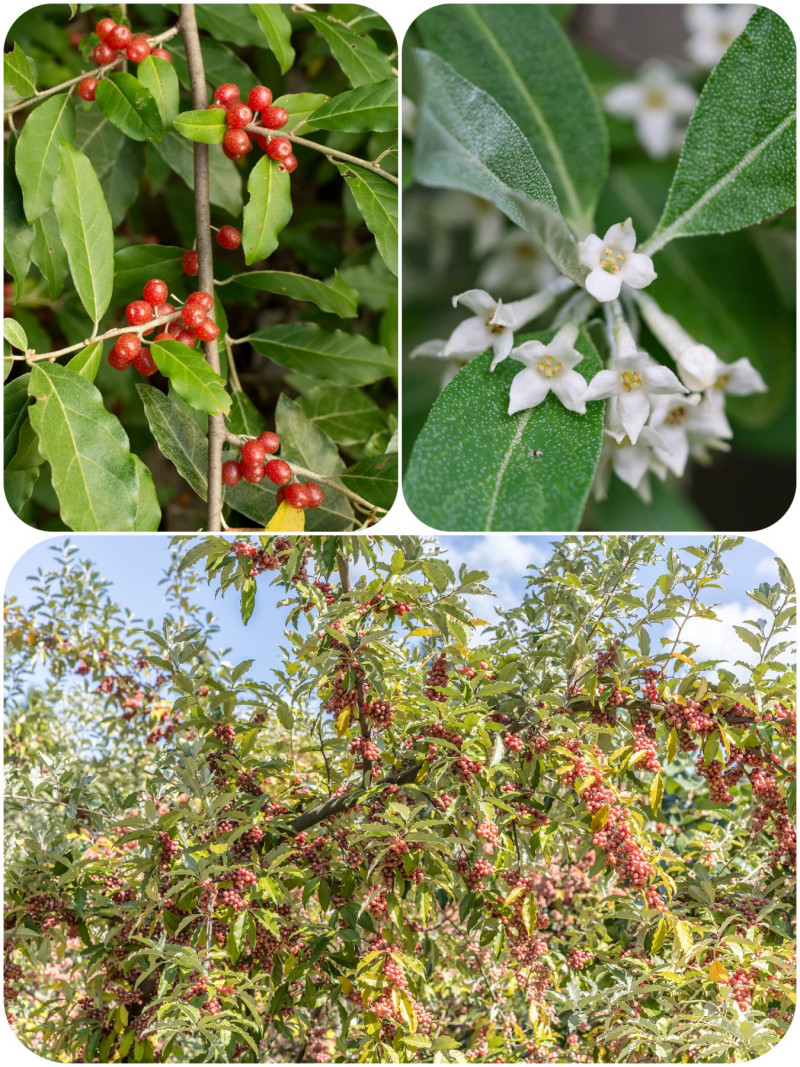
754,554,780,582
666,599,759,670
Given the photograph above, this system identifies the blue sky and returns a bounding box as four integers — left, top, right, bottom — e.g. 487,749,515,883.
3,534,788,673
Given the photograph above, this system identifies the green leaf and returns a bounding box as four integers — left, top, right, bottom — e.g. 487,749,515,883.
273,92,329,135
150,340,231,417
295,384,386,447
227,388,268,438
5,43,37,102
228,270,358,317
309,80,397,132
195,4,264,47
337,163,398,276
66,340,103,382
132,456,161,531
340,454,397,510
113,244,187,295
304,12,393,88
4,415,41,515
138,56,180,127
95,73,165,142
27,362,141,530
173,109,227,144
15,93,76,222
138,384,208,498
251,3,295,74
275,395,353,531
404,329,604,531
412,50,581,283
4,374,31,464
416,4,607,235
733,625,762,655
250,324,395,386
75,107,144,228
4,318,27,351
650,772,664,816
645,8,796,254
52,142,114,325
3,162,34,297
242,156,293,265
31,208,68,299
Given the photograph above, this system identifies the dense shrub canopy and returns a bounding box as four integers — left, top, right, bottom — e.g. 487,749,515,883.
3,535,796,1062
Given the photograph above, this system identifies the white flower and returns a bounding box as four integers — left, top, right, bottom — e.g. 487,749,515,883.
635,291,718,390
594,427,669,503
442,288,558,370
584,322,687,444
604,61,697,159
647,393,707,477
478,230,559,297
684,4,755,69
578,219,656,302
507,323,588,416
706,355,767,408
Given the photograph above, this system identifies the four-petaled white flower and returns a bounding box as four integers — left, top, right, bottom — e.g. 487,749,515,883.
507,323,588,416
578,219,656,302
685,4,755,69
584,322,687,443
443,289,558,370
604,61,697,160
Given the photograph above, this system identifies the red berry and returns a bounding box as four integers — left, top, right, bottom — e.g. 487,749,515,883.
143,278,168,306
194,319,220,342
275,485,286,505
266,137,292,161
133,349,158,376
261,106,289,129
183,250,199,276
222,461,242,487
153,332,172,343
114,333,142,363
126,35,151,63
248,86,273,111
280,154,298,174
241,464,267,484
150,48,172,63
265,459,292,485
226,102,253,129
214,83,240,106
186,290,214,311
303,482,325,509
284,483,309,509
255,134,270,152
241,440,266,467
93,41,116,65
222,128,252,159
181,303,206,329
216,225,242,250
166,321,183,338
78,77,98,102
106,25,132,50
257,431,281,454
126,300,154,326
108,348,130,371
176,329,198,347
154,301,176,320
95,18,116,41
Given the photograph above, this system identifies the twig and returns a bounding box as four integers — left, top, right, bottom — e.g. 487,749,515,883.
4,26,180,116
246,124,399,185
223,334,243,392
180,4,224,533
9,310,183,363
337,548,373,785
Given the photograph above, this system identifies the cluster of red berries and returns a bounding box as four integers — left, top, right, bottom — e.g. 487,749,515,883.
424,654,448,702
455,755,484,786
382,958,407,989
364,698,394,729
595,639,621,673
219,887,246,911
727,966,759,1011
208,82,297,172
156,831,181,870
465,857,494,890
221,433,325,510
350,736,382,765
78,19,171,102
567,948,595,970
232,867,258,893
108,280,219,373
632,712,661,773
641,667,662,702
504,731,525,753
212,722,236,744
476,818,501,848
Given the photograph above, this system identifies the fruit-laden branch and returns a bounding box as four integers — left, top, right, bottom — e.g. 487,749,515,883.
3,26,181,117
337,547,375,784
246,123,399,184
8,310,184,363
179,4,224,533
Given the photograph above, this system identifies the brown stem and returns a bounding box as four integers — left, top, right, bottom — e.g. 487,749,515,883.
4,27,180,117
180,4,224,533
11,310,184,363
246,124,399,184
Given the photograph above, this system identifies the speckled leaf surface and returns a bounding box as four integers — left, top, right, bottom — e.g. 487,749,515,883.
645,7,796,253
416,4,607,236
404,329,604,531
413,50,581,283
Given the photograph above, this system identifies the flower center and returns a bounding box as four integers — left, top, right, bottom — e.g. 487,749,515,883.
714,374,729,390
600,248,625,274
537,355,562,379
664,406,687,426
621,370,643,392
485,315,505,334
645,89,668,109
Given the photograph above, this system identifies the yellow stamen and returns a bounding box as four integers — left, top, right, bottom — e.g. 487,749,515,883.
600,248,624,274
664,406,687,426
537,355,562,379
621,370,642,392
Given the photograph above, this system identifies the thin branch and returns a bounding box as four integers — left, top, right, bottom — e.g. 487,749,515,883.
180,4,224,533
246,124,399,185
337,547,373,785
223,334,243,392
4,26,180,116
9,310,183,363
